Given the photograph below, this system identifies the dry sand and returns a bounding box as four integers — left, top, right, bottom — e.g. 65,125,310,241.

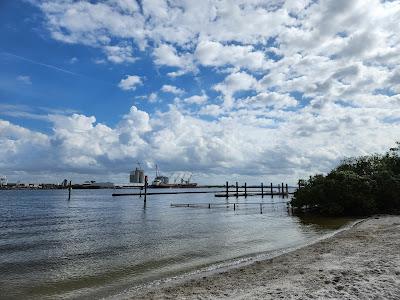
131,215,400,300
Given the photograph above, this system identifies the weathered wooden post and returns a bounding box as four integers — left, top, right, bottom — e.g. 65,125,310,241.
270,183,273,198
281,182,284,197
234,203,236,211
260,203,263,214
236,181,238,198
208,203,211,209
144,176,148,203
261,182,264,198
286,183,289,198
226,181,229,198
68,181,72,200
244,182,247,198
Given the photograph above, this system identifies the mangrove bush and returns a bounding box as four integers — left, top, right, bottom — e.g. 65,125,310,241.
291,142,400,216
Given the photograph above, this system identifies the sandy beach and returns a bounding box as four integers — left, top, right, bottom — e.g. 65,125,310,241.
131,215,400,299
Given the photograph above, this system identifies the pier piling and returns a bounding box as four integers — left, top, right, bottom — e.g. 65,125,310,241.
144,176,148,203
68,181,72,200
244,182,247,198
261,182,264,198
271,183,274,198
236,182,239,198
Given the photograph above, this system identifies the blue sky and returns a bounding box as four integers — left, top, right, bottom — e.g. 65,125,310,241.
1,0,400,184
0,1,215,130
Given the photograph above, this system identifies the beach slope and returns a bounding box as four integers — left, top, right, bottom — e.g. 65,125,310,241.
132,216,400,299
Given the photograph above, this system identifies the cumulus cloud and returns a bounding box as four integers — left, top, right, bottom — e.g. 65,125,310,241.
104,44,136,63
184,94,208,105
214,71,259,107
240,92,298,109
118,75,142,91
161,84,185,95
9,0,400,182
2,101,399,183
195,40,270,71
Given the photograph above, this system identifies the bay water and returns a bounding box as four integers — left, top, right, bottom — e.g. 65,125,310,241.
0,189,351,299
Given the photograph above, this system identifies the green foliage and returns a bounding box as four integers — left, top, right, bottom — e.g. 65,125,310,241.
291,142,400,216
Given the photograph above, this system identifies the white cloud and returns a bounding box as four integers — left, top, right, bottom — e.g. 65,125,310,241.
153,44,194,73
184,94,208,105
118,75,142,91
148,92,158,103
104,44,136,63
195,40,269,71
240,92,298,109
161,84,185,95
214,71,259,107
2,102,399,183
16,75,32,85
9,0,400,182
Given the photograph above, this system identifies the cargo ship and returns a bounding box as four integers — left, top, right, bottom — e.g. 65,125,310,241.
150,166,197,188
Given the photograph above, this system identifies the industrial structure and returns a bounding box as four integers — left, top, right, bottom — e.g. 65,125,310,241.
0,176,7,187
130,163,145,183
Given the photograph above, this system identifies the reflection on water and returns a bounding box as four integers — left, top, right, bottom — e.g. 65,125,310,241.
0,189,352,299
296,215,354,230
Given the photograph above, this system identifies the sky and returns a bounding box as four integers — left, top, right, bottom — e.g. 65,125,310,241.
0,0,400,184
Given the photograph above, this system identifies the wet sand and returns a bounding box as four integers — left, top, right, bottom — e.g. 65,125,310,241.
131,215,400,299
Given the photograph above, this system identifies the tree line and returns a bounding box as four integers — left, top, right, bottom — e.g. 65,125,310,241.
291,142,400,216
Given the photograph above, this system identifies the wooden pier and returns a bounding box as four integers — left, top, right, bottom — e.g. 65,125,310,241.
112,180,295,199
112,190,223,196
215,181,291,198
170,201,290,214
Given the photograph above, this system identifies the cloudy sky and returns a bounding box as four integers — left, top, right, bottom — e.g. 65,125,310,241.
0,0,399,184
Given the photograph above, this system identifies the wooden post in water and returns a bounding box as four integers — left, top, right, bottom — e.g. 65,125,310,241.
261,182,264,198
234,203,236,211
226,181,229,198
278,184,281,196
236,182,239,198
144,176,148,203
260,203,263,214
244,182,247,198
281,182,284,197
270,183,273,198
208,203,211,209
286,183,289,198
68,181,72,200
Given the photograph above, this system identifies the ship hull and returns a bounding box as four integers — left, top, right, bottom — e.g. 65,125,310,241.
149,183,198,188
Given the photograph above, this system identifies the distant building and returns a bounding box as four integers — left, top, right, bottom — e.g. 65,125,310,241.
130,167,145,183
0,176,7,187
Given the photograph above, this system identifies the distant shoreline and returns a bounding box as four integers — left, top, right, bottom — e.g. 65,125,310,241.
130,215,400,299
0,185,225,190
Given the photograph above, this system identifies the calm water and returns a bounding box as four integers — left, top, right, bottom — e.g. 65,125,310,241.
0,189,351,299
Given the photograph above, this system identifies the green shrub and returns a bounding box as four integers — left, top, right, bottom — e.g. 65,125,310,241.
291,142,400,216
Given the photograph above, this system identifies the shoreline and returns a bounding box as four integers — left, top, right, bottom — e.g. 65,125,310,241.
127,215,400,299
